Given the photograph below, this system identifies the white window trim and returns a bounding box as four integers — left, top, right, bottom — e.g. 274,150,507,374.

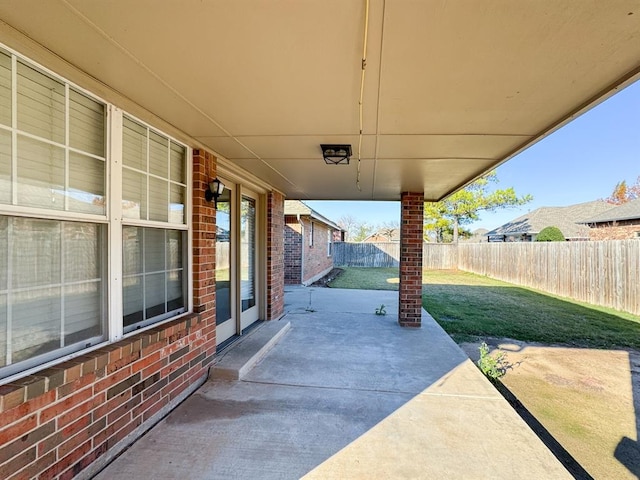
0,44,194,381
108,106,124,341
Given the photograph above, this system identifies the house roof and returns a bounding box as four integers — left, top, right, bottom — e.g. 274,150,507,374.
487,201,611,239
284,200,343,231
579,198,640,224
1,2,639,202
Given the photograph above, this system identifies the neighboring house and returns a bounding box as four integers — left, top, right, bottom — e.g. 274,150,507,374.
580,198,640,240
362,228,401,243
284,201,344,286
487,201,612,242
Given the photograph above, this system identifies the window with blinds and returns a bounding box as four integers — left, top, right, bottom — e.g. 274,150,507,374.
0,218,105,368
122,227,185,330
13,60,106,214
0,45,190,379
121,116,187,332
0,47,107,375
122,116,186,224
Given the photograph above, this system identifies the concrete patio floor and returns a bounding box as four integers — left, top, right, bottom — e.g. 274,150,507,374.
93,287,571,479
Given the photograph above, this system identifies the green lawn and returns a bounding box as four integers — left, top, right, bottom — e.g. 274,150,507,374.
422,270,640,350
328,267,640,350
328,267,400,291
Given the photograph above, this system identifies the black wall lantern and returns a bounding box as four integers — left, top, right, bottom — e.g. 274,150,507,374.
205,178,225,207
321,144,352,165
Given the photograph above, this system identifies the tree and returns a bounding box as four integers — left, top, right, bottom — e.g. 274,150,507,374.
423,170,533,244
536,226,565,242
337,215,375,242
352,223,376,242
336,214,359,241
377,221,400,241
605,176,640,205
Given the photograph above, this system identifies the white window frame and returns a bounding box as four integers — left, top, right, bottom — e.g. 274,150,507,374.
327,228,332,257
0,43,193,382
118,113,191,335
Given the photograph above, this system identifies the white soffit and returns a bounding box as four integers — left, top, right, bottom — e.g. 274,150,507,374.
0,1,638,201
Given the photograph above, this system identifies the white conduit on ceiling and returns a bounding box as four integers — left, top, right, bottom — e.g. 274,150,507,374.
357,0,370,191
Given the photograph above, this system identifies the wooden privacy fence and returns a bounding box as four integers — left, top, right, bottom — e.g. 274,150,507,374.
456,240,640,315
334,242,458,269
333,242,400,267
334,241,640,315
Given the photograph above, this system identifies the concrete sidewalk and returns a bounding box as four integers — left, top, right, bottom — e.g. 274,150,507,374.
94,287,571,479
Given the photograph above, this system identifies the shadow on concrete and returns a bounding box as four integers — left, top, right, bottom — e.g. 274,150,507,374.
94,287,570,479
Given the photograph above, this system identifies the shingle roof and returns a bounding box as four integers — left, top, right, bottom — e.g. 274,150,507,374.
284,200,343,231
487,200,611,239
579,198,640,223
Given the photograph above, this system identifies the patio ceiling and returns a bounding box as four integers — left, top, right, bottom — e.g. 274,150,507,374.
1,1,639,201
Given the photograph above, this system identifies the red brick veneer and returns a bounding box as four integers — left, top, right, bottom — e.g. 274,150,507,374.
0,149,218,479
399,192,424,327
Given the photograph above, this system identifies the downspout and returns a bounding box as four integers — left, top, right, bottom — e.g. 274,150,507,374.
297,214,305,285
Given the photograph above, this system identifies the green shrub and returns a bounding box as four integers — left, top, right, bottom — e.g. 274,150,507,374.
536,226,565,242
477,342,507,380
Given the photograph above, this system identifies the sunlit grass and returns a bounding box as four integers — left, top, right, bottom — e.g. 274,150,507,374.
328,267,399,291
422,270,640,350
328,267,640,350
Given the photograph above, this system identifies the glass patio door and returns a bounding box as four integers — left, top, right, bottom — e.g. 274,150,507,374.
215,185,235,344
240,193,259,330
215,184,260,345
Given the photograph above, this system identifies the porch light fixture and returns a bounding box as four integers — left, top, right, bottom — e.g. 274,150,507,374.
321,144,352,165
205,178,225,207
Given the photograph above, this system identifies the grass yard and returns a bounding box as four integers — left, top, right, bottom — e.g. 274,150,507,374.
329,267,640,350
328,267,400,291
421,269,640,350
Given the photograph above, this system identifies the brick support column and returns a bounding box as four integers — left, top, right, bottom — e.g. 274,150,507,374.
266,191,285,320
192,149,216,337
399,192,424,327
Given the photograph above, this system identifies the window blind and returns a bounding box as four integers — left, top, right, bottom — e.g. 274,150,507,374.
17,61,65,144
0,130,11,205
0,50,11,127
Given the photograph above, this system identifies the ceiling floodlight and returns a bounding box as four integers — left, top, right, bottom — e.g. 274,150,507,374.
321,144,352,165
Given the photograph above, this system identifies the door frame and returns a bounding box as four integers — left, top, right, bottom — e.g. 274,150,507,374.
214,176,266,346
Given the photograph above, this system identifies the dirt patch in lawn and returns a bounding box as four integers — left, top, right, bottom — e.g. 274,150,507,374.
460,339,640,479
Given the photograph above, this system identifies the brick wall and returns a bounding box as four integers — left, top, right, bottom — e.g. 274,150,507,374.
398,192,424,327
0,149,218,479
267,192,285,320
283,216,335,285
589,223,640,240
302,218,334,285
284,217,302,285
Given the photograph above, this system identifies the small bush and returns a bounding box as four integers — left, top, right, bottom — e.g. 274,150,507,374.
477,342,507,380
536,226,565,242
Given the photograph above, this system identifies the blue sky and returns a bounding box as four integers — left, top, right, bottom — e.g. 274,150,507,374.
307,79,640,232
